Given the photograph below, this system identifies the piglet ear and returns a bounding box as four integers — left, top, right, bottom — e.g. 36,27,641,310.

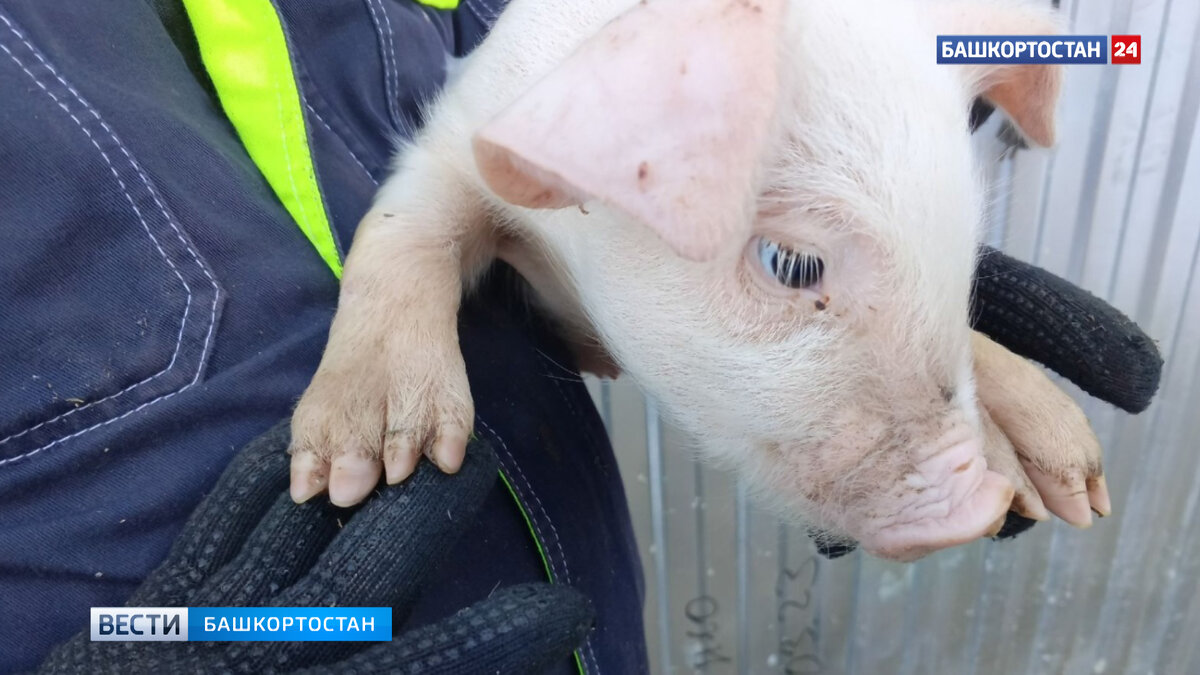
934,1,1063,146
473,0,786,262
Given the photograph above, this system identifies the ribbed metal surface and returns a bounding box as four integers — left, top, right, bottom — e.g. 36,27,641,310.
585,0,1200,671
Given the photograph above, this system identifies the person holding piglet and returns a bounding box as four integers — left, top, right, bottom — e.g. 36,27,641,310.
1,0,1161,672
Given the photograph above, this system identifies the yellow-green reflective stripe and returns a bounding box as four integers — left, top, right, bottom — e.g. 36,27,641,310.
415,0,459,9
181,0,343,278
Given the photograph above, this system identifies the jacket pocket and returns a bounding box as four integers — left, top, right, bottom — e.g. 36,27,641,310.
0,10,224,466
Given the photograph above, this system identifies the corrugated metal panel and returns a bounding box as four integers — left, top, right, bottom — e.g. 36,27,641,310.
585,0,1200,671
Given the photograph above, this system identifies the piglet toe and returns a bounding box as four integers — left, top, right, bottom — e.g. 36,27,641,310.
995,456,1049,522
430,427,469,474
1024,463,1092,528
1011,488,1050,522
384,434,422,485
1087,474,1112,517
980,409,1049,523
289,452,329,504
328,453,383,507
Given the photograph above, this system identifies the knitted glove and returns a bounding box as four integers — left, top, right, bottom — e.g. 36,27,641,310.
972,246,1162,414
969,247,1161,541
37,421,593,674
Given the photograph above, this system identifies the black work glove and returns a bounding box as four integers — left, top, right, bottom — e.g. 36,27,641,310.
971,246,1162,415
969,246,1162,539
37,421,594,674
967,95,1159,413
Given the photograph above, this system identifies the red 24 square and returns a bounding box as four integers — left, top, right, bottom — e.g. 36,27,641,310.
1112,35,1141,64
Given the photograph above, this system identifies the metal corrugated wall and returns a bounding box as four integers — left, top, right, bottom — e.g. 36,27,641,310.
585,0,1200,671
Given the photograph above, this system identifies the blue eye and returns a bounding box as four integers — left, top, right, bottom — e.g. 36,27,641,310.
757,238,825,290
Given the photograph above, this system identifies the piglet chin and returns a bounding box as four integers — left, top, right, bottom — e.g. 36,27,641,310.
858,439,1015,563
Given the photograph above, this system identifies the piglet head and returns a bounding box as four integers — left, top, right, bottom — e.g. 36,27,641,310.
474,0,1063,561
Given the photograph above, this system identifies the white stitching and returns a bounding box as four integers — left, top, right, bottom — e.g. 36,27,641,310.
274,79,316,239
17,30,221,388
0,21,219,460
478,417,603,675
375,0,401,126
586,641,602,675
0,14,220,462
363,0,401,127
0,378,199,468
534,353,605,675
377,0,399,119
465,0,500,28
0,22,190,443
0,13,219,422
305,102,379,185
477,418,571,585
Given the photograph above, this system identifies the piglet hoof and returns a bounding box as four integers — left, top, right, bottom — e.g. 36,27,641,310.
972,332,1109,528
288,341,474,507
1020,462,1108,528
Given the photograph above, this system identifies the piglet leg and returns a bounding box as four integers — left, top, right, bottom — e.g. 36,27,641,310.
289,151,491,506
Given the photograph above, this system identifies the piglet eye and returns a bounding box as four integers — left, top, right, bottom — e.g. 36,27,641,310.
757,238,825,290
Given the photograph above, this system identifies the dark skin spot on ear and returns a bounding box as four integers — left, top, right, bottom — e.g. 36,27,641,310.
814,299,827,311
730,0,763,12
939,386,954,403
382,213,395,218
637,161,649,181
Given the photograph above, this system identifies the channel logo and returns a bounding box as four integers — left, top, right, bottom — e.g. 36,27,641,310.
90,607,392,642
937,35,1141,65
90,608,187,642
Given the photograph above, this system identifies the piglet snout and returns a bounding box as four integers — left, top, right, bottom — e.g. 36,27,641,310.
861,437,1014,562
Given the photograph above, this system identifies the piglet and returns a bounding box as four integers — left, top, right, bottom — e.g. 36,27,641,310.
289,0,1102,561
